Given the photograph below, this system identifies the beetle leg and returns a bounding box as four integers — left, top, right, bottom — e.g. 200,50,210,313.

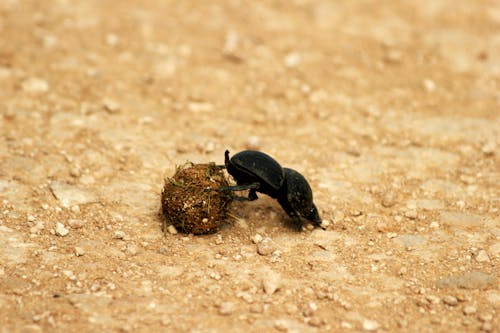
248,189,258,201
218,182,260,192
231,195,253,202
218,183,260,201
290,215,304,231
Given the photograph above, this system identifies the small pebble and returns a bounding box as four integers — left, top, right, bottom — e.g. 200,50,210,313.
68,219,86,229
55,222,69,237
113,230,126,240
481,142,495,156
22,77,49,93
157,247,168,255
463,305,477,315
218,302,234,316
284,52,301,68
245,136,261,150
426,295,440,304
384,49,403,63
215,235,223,245
30,221,45,234
404,210,418,220
319,219,330,229
126,244,138,256
257,240,275,256
103,97,120,113
475,250,490,263
429,221,440,229
381,192,397,207
478,313,493,322
362,319,380,331
70,205,80,213
167,225,178,235
274,319,288,331
262,271,281,295
423,79,436,92
74,247,85,257
69,166,81,177
481,322,492,332
341,321,353,329
308,317,325,327
251,234,263,244
443,295,458,306
106,33,119,46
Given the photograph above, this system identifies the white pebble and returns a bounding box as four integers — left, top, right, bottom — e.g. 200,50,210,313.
341,321,353,329
481,142,496,156
218,302,234,315
362,319,380,331
262,271,282,295
463,305,477,315
478,313,493,322
74,247,85,257
103,97,120,113
55,222,69,237
251,234,263,244
426,295,440,304
423,79,436,92
476,250,490,263
284,52,301,68
274,319,289,331
245,136,261,150
167,225,178,234
22,77,49,93
106,33,119,46
257,240,275,256
127,244,138,256
30,221,45,234
68,219,85,229
481,322,492,331
404,210,418,219
113,230,126,240
429,221,440,229
443,295,458,306
222,30,239,57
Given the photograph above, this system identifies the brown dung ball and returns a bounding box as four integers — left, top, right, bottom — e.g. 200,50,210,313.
161,163,232,234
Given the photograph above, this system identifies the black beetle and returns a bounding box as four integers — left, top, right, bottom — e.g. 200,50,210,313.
221,150,323,230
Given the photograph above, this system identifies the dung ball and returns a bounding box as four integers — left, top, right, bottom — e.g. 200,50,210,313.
161,163,232,234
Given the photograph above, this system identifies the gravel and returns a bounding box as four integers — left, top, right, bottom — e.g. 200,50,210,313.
74,247,85,257
218,302,234,316
262,270,281,295
362,319,380,331
443,295,458,306
55,222,69,237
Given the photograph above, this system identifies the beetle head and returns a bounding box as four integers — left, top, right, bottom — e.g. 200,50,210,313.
306,204,323,228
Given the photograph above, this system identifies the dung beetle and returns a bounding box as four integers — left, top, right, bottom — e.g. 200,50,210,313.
221,150,323,230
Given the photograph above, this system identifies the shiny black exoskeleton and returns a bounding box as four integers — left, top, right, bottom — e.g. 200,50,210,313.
222,150,322,230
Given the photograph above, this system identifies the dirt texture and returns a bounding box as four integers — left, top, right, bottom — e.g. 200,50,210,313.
0,1,499,332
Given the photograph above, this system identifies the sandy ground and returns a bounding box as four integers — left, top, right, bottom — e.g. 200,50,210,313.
1,0,499,332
